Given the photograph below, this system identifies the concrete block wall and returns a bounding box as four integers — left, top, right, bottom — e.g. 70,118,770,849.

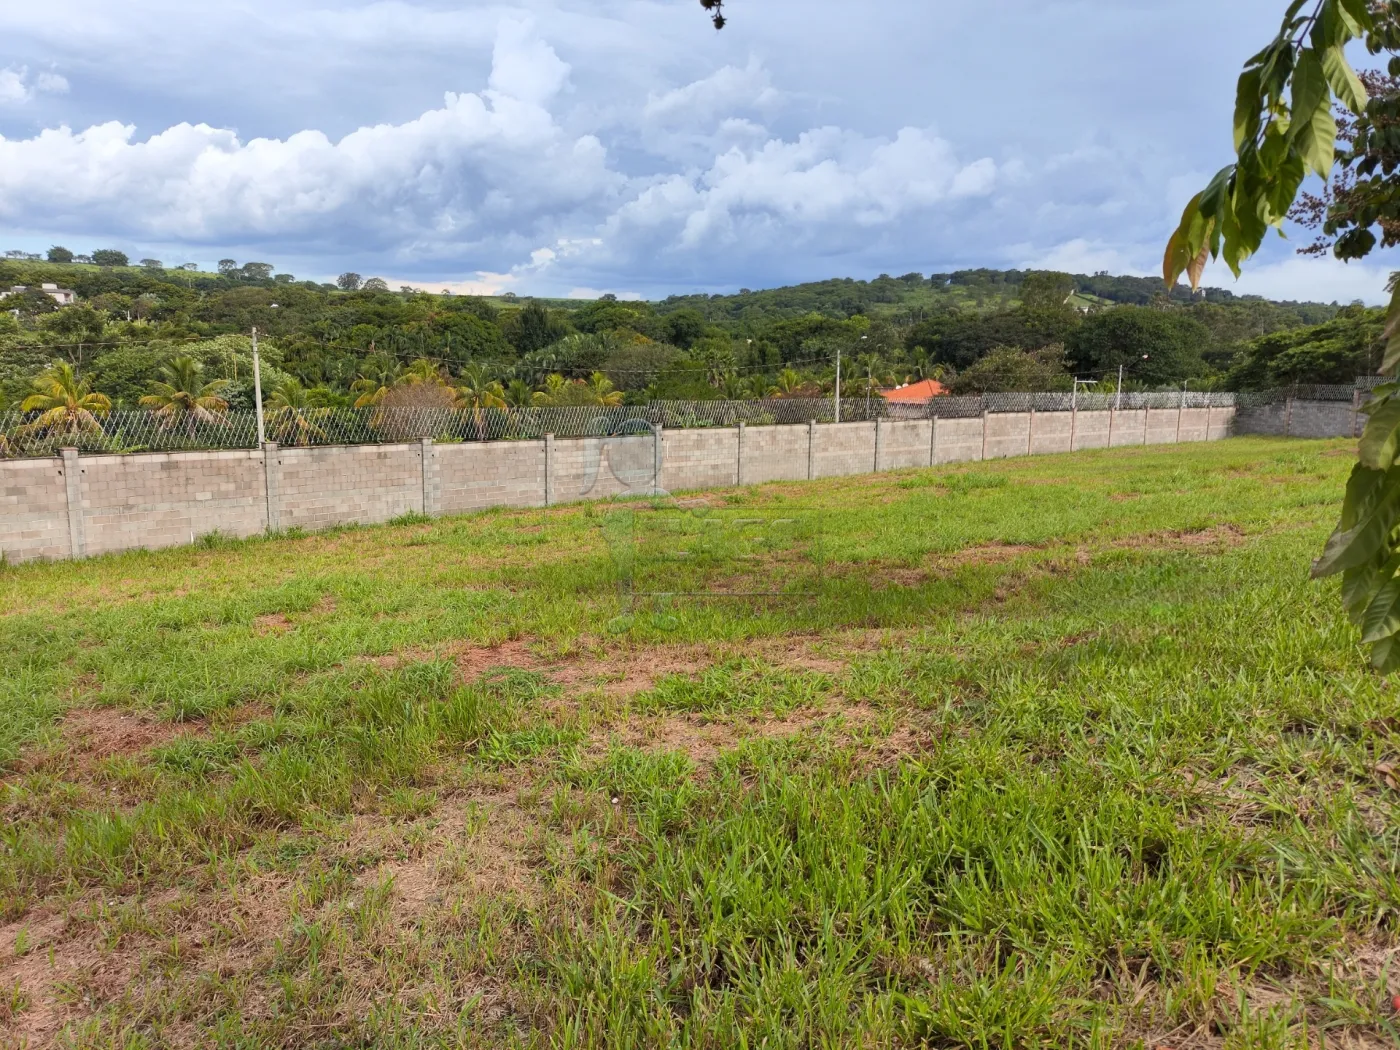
79,450,267,556
276,444,424,530
0,400,1281,563
1234,399,1356,439
984,412,1032,459
438,440,545,514
1031,412,1074,455
934,417,985,464
661,428,738,493
814,422,877,478
1070,410,1111,450
740,425,808,485
0,457,69,562
880,420,933,470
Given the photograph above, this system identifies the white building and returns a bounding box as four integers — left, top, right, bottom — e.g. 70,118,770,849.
1,283,77,306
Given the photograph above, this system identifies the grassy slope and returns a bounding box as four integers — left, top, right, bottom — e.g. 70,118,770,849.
0,437,1397,1048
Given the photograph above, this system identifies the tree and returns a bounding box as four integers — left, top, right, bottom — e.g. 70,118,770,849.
46,246,73,264
266,378,328,445
20,362,111,437
1065,307,1209,385
218,259,239,276
948,345,1072,394
511,300,565,353
140,259,163,271
40,305,108,372
138,356,231,433
240,262,273,281
336,272,363,292
363,277,389,292
1019,271,1076,312
91,249,128,267
456,364,507,440
1163,1,1400,670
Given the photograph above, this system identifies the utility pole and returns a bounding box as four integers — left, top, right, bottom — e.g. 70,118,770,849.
252,326,266,447
834,346,842,423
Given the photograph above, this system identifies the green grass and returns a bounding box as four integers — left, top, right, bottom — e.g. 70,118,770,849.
0,436,1397,1048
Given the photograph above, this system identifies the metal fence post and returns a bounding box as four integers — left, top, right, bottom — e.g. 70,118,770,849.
1027,407,1035,456
874,416,884,472
808,420,816,480
1204,402,1212,442
1353,387,1363,439
929,413,938,466
980,407,989,460
1108,407,1116,448
736,421,745,486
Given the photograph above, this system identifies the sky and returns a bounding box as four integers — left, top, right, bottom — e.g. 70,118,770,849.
0,0,1392,303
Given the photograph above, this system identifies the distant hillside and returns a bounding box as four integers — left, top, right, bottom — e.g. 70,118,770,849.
647,269,1340,325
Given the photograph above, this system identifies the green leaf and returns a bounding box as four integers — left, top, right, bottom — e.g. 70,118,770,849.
1234,68,1264,150
1297,101,1338,178
1371,634,1400,672
1321,46,1367,115
1382,282,1400,374
1338,0,1374,31
1358,395,1400,470
1342,558,1390,625
1312,465,1400,577
1163,192,1205,287
1290,48,1328,129
1361,572,1400,643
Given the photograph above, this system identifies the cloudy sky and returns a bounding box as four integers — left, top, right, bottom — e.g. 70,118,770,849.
0,0,1391,302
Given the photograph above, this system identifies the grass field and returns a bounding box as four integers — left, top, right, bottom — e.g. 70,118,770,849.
1,436,1398,1049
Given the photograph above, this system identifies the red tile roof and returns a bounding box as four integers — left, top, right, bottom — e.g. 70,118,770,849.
880,378,947,402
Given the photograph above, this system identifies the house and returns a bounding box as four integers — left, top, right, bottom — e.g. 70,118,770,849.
881,378,947,403
1,283,77,306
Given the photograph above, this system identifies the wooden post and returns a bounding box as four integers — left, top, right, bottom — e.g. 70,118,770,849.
1026,408,1035,456
807,420,816,480
929,414,938,466
980,409,989,460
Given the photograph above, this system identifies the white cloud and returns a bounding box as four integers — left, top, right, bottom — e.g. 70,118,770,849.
0,21,1006,295
0,65,69,104
35,72,68,94
1020,238,1152,276
1203,255,1392,306
0,67,27,104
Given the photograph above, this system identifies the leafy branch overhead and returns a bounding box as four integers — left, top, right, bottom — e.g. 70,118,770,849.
1167,1,1400,669
1164,0,1375,297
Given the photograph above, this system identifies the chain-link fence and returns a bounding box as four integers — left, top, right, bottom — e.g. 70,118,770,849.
0,384,1366,457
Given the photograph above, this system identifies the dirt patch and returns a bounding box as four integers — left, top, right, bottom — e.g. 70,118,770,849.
366,637,544,678
0,876,290,1047
931,543,1039,568
547,635,850,701
60,707,195,762
253,612,292,635
1115,524,1247,551
592,701,928,771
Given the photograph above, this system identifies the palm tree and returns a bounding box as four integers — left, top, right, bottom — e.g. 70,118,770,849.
139,356,231,434
266,378,328,446
456,364,507,440
400,358,446,386
351,353,401,408
21,362,111,438
766,367,809,398
531,374,571,406
587,371,624,407
503,379,534,407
